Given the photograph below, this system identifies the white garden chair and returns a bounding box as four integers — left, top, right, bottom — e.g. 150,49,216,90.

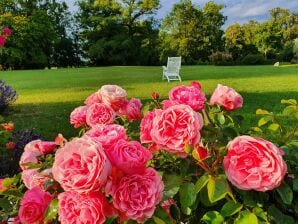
162,57,182,82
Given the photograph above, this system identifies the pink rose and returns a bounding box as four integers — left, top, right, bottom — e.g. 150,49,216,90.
106,139,152,174
0,179,5,191
0,35,6,47
119,98,142,122
224,136,287,191
55,133,67,146
84,124,127,150
86,103,115,127
22,169,52,190
84,90,102,106
70,105,87,128
169,83,206,111
52,137,111,193
58,191,112,224
18,187,52,224
8,216,21,224
24,139,56,154
151,105,203,157
3,27,12,36
210,84,243,111
161,100,174,110
112,168,164,223
140,110,161,143
100,85,127,110
19,150,42,170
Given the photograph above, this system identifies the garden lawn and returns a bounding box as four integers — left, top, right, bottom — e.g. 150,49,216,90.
1,65,298,140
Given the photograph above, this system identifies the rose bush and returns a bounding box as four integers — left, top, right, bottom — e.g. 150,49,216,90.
0,82,297,224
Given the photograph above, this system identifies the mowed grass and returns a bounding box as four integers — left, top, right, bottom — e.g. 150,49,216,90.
1,65,297,140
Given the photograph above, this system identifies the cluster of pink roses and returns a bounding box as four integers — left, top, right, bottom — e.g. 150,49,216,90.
70,85,142,128
0,27,12,47
12,82,288,223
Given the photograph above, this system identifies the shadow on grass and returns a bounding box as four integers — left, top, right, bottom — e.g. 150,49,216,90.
3,90,297,140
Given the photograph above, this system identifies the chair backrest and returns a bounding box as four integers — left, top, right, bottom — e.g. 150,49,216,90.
167,57,181,73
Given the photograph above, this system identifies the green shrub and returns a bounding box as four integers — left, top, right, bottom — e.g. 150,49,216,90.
241,53,265,65
209,51,233,66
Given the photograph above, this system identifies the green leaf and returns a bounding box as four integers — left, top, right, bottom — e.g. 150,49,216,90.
282,105,297,117
183,142,192,154
200,187,215,207
153,205,171,224
293,177,298,192
251,127,263,132
152,216,166,224
268,123,280,132
0,197,13,212
252,207,268,222
170,204,180,220
256,109,270,115
217,113,225,125
258,116,272,127
179,183,196,215
201,211,224,224
45,198,59,222
276,182,293,205
195,174,209,193
163,174,183,199
235,211,258,224
2,177,18,187
281,99,297,105
220,201,243,217
207,176,231,203
0,189,23,198
268,205,295,224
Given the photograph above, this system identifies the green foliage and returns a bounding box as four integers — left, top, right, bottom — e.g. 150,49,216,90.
208,51,233,65
241,53,265,65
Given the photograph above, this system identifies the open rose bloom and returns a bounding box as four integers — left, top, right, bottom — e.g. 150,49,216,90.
10,82,291,224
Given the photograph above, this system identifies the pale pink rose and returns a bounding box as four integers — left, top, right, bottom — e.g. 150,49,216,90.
19,150,42,170
224,135,287,191
119,98,142,122
106,139,152,174
58,191,113,224
84,124,127,150
169,83,206,111
22,169,52,190
140,110,161,143
84,90,102,106
151,105,203,157
24,139,41,152
52,137,111,193
210,84,243,111
24,139,56,154
70,106,88,128
86,103,115,127
100,85,127,110
18,187,52,224
112,168,164,223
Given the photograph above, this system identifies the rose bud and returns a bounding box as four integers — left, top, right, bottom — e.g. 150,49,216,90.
6,142,16,151
1,122,14,132
151,91,159,100
193,146,208,161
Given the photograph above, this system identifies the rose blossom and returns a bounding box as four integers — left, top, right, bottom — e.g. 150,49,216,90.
210,84,243,111
100,85,127,110
0,35,6,47
151,104,203,157
19,150,42,170
84,124,127,150
6,141,16,150
169,82,206,111
161,100,174,110
224,135,287,191
3,27,12,36
24,139,56,154
84,90,102,106
106,139,152,174
119,98,142,122
86,103,115,127
140,110,161,143
70,105,88,128
52,137,111,193
22,169,52,190
18,187,52,224
55,133,67,146
112,168,164,223
58,191,113,224
1,122,14,132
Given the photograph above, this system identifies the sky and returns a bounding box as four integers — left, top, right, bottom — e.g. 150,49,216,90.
66,0,298,28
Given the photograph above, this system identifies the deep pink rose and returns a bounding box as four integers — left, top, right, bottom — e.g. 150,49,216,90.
224,136,287,191
3,27,12,36
112,168,164,223
161,100,174,110
22,169,52,190
140,110,161,143
84,90,102,106
210,84,243,111
0,35,6,47
58,191,112,224
84,124,127,150
19,150,42,170
0,179,4,191
18,187,52,224
106,139,152,174
119,98,142,122
70,105,88,128
151,105,203,157
100,85,127,110
86,103,115,127
169,83,206,111
52,137,111,193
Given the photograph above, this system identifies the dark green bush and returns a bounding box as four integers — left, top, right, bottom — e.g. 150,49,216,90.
209,51,233,66
241,53,265,65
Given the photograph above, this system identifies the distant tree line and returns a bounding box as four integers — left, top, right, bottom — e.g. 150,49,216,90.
0,0,297,69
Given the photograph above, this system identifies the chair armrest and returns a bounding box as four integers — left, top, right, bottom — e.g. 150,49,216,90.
162,66,167,71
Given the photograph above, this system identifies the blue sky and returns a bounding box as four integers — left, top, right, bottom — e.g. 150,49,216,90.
66,0,298,28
